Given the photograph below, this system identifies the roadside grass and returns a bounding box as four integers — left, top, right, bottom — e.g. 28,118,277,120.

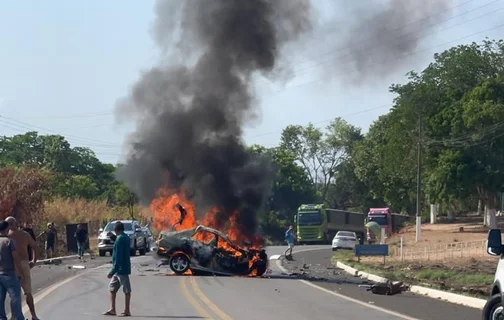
331,250,494,298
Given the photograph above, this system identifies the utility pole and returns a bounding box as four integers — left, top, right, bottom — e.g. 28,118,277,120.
415,118,422,242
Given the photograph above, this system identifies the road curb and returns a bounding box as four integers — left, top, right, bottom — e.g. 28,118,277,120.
336,260,487,310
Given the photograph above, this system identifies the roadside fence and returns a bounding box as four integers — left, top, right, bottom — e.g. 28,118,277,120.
388,239,488,262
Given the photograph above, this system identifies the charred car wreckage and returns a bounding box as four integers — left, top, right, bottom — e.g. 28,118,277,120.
155,204,268,277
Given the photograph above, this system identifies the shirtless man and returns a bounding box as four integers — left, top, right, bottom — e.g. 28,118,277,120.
6,216,39,320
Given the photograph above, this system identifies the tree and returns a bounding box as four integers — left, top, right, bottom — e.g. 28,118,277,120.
0,132,120,201
248,145,316,242
370,39,504,224
279,118,360,203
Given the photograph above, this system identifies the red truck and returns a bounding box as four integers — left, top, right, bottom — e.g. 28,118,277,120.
366,208,412,242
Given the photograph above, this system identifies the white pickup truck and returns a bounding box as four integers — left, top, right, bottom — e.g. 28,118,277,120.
483,229,504,318
97,220,149,257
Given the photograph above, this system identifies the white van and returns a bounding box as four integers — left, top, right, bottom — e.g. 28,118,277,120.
483,229,504,318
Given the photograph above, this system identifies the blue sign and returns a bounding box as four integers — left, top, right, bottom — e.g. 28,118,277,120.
355,244,389,257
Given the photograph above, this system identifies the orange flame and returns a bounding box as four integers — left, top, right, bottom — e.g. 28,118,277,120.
150,189,196,231
150,188,265,275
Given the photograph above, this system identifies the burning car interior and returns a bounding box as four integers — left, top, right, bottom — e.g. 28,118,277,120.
154,201,268,277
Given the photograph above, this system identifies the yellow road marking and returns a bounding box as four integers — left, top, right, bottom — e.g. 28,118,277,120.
180,277,213,319
189,276,233,320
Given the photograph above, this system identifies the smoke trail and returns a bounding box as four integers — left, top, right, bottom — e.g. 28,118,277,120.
318,0,455,83
116,0,312,239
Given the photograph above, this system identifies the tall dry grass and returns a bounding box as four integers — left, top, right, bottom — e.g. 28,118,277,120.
35,198,152,256
43,197,151,233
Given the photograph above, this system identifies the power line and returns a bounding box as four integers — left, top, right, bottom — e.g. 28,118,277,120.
247,104,392,140
275,0,482,73
291,2,504,78
0,116,119,148
19,1,502,122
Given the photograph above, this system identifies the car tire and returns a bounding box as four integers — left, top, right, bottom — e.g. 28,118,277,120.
146,240,151,252
169,253,190,275
482,293,504,320
99,250,106,257
130,241,137,256
139,245,146,256
332,248,337,251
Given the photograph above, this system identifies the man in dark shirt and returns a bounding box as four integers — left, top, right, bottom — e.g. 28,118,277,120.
103,222,132,317
43,223,57,259
74,224,88,259
21,223,36,262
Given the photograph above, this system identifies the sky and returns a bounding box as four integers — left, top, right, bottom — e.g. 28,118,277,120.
0,0,503,164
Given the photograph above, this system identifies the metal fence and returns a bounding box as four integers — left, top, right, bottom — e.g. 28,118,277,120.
388,239,488,262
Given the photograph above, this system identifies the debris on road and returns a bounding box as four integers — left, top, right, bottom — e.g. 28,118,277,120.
70,265,86,270
359,281,408,295
43,259,62,265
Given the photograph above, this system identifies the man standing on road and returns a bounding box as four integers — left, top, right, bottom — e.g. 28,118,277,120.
103,221,132,317
38,223,56,259
0,220,25,320
284,225,295,259
21,223,36,262
74,224,88,260
6,216,39,320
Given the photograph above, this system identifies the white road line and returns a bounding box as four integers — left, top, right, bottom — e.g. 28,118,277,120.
276,257,419,320
19,256,146,317
300,280,420,320
21,264,109,315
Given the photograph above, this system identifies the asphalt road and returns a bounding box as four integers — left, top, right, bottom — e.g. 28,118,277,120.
280,246,484,320
30,255,112,295
24,246,423,320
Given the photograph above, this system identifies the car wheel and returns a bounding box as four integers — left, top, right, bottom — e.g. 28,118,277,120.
139,245,146,256
169,253,190,275
254,262,267,277
99,250,106,257
482,293,504,320
146,240,151,252
332,247,337,251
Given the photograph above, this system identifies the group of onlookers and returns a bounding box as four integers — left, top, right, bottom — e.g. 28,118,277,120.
0,217,40,320
0,219,88,319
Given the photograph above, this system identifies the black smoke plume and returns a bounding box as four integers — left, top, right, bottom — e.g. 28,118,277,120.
115,0,312,239
315,0,455,83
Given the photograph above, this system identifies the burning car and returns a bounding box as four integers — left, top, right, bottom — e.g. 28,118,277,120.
155,225,268,277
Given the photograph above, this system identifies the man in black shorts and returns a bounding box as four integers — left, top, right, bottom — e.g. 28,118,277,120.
41,223,57,259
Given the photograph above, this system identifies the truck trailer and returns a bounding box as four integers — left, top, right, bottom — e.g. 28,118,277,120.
295,204,365,245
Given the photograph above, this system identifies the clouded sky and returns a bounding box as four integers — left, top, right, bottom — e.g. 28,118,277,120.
0,0,503,164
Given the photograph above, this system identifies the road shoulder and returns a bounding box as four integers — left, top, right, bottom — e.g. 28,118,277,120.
279,248,482,320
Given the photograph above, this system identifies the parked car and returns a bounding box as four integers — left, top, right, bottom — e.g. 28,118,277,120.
332,231,358,251
482,229,504,319
142,226,155,252
155,225,268,277
98,220,148,257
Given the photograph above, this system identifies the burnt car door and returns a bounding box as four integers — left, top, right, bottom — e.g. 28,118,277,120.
211,235,250,275
190,229,218,268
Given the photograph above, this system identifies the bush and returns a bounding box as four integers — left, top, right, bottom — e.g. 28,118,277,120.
0,166,49,225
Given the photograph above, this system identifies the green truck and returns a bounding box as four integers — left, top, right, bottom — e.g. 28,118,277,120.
294,204,365,245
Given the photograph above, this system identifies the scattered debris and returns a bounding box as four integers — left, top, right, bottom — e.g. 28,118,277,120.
71,265,86,270
43,259,62,265
360,281,408,295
